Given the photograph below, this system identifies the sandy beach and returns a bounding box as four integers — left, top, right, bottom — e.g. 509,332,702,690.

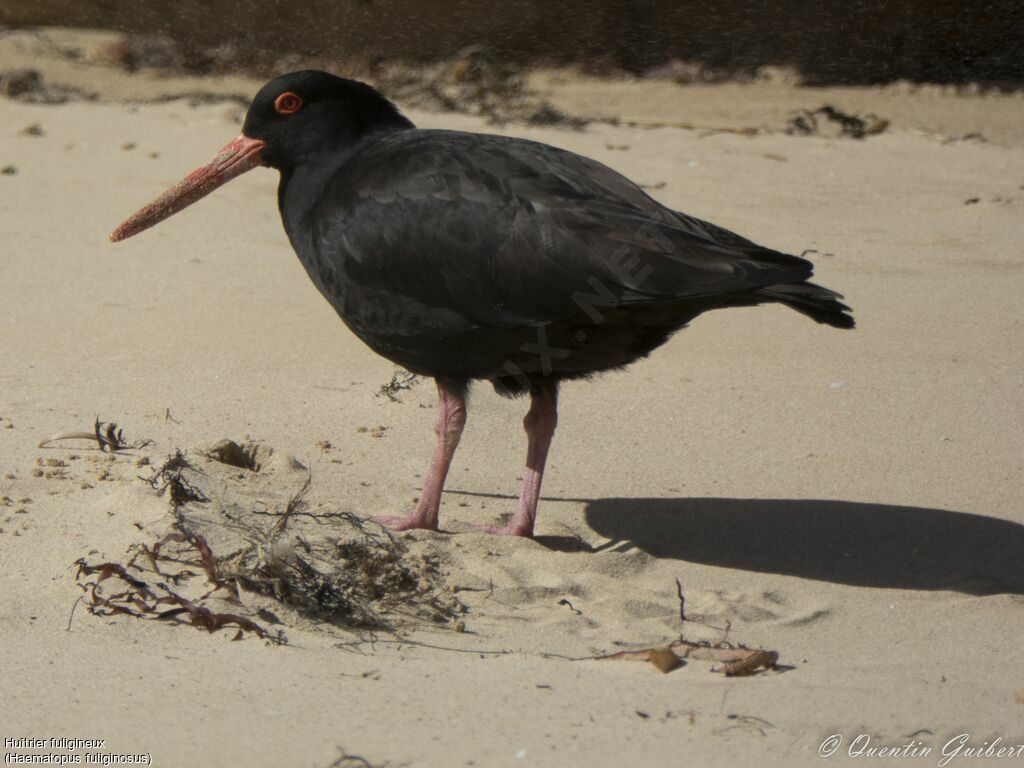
2,27,1023,768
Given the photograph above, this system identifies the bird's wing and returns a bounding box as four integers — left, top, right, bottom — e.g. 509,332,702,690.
313,130,813,328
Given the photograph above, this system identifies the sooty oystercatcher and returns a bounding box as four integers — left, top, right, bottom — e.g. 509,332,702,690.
112,70,853,537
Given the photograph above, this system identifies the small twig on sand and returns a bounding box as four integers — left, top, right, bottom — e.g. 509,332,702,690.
66,596,82,632
621,116,761,136
377,369,421,402
326,748,385,768
272,473,313,539
675,577,686,622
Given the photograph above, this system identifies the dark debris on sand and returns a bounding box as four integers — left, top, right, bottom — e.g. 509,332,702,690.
786,105,889,139
90,34,585,128
74,443,463,641
0,68,96,104
165,446,459,629
368,46,587,128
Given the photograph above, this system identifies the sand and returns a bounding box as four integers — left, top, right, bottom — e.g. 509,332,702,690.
2,28,1024,768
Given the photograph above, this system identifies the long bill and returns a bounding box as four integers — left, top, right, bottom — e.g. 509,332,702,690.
110,134,267,242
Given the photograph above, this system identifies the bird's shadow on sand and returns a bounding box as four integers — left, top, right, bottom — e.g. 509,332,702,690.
582,497,1024,595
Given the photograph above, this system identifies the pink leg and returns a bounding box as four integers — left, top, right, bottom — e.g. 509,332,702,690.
373,379,467,532
485,381,559,537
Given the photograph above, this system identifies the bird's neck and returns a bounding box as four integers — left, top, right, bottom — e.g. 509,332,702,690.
278,160,337,256
273,157,348,313
276,116,411,241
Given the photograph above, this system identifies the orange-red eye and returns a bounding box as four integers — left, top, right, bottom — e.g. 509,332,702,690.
274,92,303,115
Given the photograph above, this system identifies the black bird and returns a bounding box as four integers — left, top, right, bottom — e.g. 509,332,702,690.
112,70,853,537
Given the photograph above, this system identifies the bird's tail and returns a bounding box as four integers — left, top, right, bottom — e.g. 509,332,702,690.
754,281,855,329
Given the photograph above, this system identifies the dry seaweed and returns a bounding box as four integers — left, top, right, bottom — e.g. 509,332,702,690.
786,105,889,139
675,577,686,622
145,451,208,504
715,648,779,676
377,369,422,402
137,531,222,586
715,714,778,736
73,537,285,644
595,578,780,675
620,116,761,136
216,510,452,628
648,646,681,673
325,748,390,768
373,46,585,128
165,446,462,629
594,639,779,676
39,418,150,452
0,68,96,103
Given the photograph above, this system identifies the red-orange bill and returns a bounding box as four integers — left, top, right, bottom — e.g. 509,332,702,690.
110,134,267,242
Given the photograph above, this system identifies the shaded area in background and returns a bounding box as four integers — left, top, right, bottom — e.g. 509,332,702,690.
586,497,1024,594
3,0,1023,85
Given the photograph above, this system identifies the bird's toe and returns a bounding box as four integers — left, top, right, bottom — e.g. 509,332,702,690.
371,514,439,532
471,521,536,538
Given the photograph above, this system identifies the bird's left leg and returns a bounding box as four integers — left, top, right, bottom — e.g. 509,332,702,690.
484,380,559,537
373,378,467,532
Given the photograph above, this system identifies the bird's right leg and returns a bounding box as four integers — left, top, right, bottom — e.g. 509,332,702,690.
373,379,467,532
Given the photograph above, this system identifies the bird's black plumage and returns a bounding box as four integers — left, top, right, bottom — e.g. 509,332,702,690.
112,70,855,537
238,71,852,396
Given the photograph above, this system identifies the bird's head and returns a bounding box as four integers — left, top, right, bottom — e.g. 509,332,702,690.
243,70,412,169
110,70,411,242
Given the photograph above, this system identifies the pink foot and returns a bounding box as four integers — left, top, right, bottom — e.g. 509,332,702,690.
369,380,466,535
465,382,557,539
371,514,439,532
471,521,535,538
